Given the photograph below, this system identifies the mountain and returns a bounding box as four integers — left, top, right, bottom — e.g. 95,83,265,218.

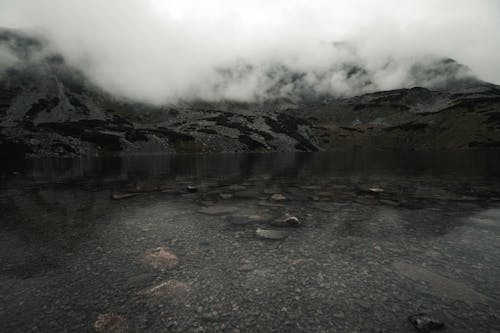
1,28,500,158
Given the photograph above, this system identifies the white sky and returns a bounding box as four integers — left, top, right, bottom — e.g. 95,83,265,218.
1,0,499,103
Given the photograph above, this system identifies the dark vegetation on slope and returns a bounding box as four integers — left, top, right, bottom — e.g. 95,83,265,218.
1,28,499,158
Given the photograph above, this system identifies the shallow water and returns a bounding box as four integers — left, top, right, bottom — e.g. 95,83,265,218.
1,151,500,332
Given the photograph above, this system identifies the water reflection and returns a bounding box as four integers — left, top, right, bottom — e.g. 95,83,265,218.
2,150,500,184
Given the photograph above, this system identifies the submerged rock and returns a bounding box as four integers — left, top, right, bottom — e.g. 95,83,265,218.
356,186,385,195
256,228,288,240
140,279,189,297
239,259,255,271
226,185,246,191
271,213,301,227
270,193,287,201
187,185,198,193
110,192,140,200
94,313,128,333
143,247,178,269
408,313,444,332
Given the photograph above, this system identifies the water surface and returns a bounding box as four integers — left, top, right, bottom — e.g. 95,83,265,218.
1,151,499,332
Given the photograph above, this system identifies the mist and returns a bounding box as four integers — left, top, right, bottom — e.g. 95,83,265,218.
1,0,499,104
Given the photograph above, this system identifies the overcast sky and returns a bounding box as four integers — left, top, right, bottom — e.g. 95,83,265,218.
1,0,499,103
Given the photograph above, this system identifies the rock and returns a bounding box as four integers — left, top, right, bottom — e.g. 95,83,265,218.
270,193,287,201
187,185,198,193
228,214,268,225
199,206,239,215
111,192,140,200
140,279,189,297
256,228,287,240
94,313,128,333
408,313,444,332
271,213,300,227
356,186,385,195
143,247,178,269
239,263,254,271
219,193,233,199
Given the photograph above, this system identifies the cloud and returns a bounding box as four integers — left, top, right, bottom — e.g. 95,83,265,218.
0,45,18,73
0,0,499,104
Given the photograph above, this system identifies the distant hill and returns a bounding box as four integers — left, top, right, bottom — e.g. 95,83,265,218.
1,28,499,158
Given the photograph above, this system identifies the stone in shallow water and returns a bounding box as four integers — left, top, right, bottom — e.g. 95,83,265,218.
239,259,255,271
356,186,385,195
199,206,239,215
270,193,287,201
271,213,300,227
187,185,198,193
256,228,287,240
143,247,178,269
94,313,128,333
141,279,189,297
110,192,140,200
408,313,444,332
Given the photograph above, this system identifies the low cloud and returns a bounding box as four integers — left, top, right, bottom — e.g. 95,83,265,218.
1,0,499,104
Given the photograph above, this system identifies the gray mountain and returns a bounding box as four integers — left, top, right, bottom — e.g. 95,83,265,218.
1,28,499,158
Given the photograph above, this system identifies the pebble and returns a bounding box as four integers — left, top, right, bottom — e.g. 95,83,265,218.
143,247,178,269
270,193,287,201
140,279,189,297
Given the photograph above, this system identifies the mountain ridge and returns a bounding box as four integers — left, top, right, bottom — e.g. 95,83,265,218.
1,28,499,158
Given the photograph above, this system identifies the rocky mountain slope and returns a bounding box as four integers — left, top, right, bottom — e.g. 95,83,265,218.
1,29,499,158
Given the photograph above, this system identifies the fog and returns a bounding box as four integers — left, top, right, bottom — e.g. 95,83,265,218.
1,0,499,104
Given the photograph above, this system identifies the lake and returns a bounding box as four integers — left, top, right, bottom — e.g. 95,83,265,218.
1,151,499,332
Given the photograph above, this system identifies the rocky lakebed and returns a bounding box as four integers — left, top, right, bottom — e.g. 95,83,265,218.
0,151,499,332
